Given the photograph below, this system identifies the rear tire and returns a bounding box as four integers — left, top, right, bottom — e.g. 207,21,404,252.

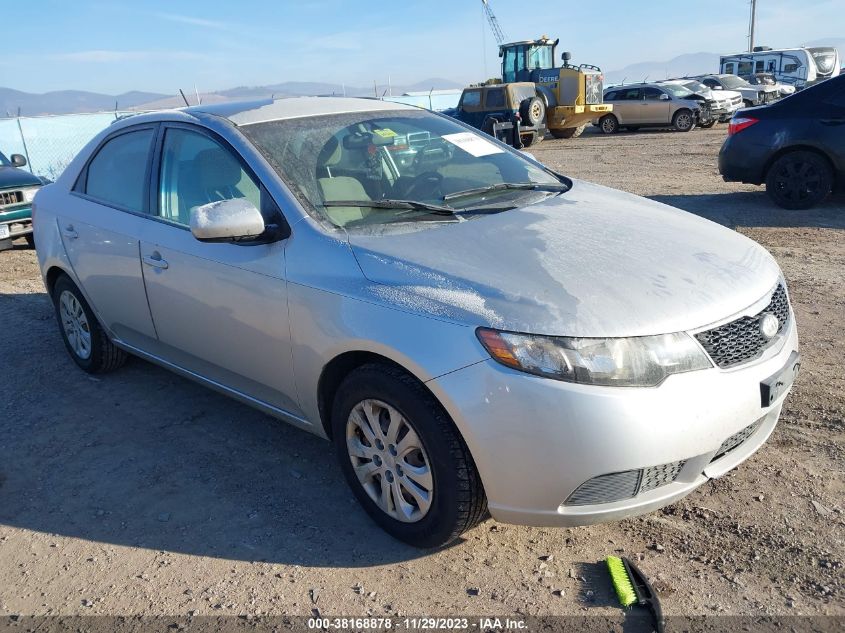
599,114,619,134
25,233,35,248
332,363,487,548
551,124,586,139
672,109,695,132
765,151,833,210
519,97,545,127
481,117,499,138
52,274,127,374
699,118,717,129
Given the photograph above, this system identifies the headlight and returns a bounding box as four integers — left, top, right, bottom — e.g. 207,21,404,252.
22,187,40,203
476,328,712,387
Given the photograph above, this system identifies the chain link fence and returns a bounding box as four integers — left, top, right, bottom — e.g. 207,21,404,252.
0,111,139,182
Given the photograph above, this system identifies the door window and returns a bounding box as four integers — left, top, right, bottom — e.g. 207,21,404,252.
619,88,641,100
724,62,735,74
642,87,663,101
158,128,260,226
84,129,154,212
460,90,482,109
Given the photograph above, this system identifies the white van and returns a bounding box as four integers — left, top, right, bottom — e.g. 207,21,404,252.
720,47,840,89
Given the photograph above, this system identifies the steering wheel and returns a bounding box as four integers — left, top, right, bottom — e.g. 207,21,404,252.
401,171,444,200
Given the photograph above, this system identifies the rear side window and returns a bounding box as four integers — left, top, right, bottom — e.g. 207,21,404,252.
485,88,506,108
84,129,154,212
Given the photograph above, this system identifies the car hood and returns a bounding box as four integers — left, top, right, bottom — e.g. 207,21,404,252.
0,166,41,189
347,180,781,337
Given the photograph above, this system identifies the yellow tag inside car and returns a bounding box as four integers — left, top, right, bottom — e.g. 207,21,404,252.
373,128,397,138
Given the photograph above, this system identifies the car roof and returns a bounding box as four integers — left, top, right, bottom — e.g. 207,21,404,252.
183,96,417,126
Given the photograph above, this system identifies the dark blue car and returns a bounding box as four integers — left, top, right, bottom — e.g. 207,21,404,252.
719,74,845,209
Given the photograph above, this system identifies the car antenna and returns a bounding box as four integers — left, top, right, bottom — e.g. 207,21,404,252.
178,89,190,107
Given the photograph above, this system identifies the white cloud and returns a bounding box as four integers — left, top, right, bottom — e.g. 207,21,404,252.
154,12,232,31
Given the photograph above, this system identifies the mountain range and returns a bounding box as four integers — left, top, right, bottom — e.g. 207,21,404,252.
0,79,465,117
3,39,843,117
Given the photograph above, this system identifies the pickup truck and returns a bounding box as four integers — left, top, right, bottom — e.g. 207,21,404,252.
0,151,43,251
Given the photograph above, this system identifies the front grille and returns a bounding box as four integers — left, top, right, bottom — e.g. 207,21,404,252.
711,418,763,462
0,190,23,207
695,284,790,369
565,459,686,506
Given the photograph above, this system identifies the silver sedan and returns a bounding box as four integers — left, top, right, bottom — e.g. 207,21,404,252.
33,97,799,547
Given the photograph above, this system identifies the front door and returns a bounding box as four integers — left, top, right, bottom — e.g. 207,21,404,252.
641,87,671,125
59,126,158,347
139,125,300,415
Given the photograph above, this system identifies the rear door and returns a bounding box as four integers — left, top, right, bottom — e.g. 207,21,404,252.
611,87,641,124
818,86,845,175
60,125,158,348
138,124,300,415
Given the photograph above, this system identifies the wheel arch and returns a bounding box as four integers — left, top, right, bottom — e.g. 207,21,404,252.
317,350,442,440
763,145,838,187
45,264,72,296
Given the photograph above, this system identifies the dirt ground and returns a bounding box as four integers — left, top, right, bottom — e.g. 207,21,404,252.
0,126,842,622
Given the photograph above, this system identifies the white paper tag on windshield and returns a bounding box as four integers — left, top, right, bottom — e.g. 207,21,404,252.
442,132,504,157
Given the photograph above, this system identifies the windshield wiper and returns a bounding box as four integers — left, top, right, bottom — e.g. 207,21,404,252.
443,182,569,201
322,199,456,215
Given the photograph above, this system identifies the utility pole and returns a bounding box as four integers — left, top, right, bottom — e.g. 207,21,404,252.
748,0,757,52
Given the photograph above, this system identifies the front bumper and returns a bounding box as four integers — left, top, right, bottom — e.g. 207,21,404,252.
1,205,33,240
428,317,798,527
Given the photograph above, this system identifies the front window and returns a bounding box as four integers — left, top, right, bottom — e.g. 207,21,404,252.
460,90,481,108
660,84,694,99
241,111,565,229
720,76,748,90
526,44,553,71
158,128,260,226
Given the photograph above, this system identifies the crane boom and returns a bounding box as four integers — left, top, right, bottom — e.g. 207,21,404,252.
481,0,506,45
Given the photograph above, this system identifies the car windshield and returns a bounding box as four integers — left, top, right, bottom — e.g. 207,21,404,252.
241,110,565,229
661,84,695,98
719,76,748,89
682,81,708,92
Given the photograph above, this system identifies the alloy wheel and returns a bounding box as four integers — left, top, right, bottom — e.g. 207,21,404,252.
346,399,433,523
59,290,92,360
772,159,822,204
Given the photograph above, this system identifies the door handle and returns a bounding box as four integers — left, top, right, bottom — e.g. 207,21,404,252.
62,226,78,239
142,253,169,270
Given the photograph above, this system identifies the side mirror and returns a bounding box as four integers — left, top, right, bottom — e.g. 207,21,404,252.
10,154,27,167
190,198,266,243
659,93,670,101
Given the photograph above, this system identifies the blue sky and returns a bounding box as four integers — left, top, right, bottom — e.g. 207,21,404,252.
3,0,841,94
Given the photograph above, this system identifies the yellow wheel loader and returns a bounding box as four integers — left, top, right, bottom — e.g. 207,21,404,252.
499,37,612,138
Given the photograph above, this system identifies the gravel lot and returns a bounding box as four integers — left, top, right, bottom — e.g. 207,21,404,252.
0,126,842,621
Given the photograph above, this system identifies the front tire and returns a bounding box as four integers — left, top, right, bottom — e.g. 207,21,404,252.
599,114,619,134
765,151,833,210
672,109,695,132
52,274,127,373
520,131,541,147
332,364,487,548
551,124,586,139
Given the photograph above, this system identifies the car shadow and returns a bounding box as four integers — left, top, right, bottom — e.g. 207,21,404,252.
649,192,845,229
0,291,459,567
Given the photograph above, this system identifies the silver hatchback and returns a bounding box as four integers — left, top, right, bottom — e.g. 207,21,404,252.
34,97,798,547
